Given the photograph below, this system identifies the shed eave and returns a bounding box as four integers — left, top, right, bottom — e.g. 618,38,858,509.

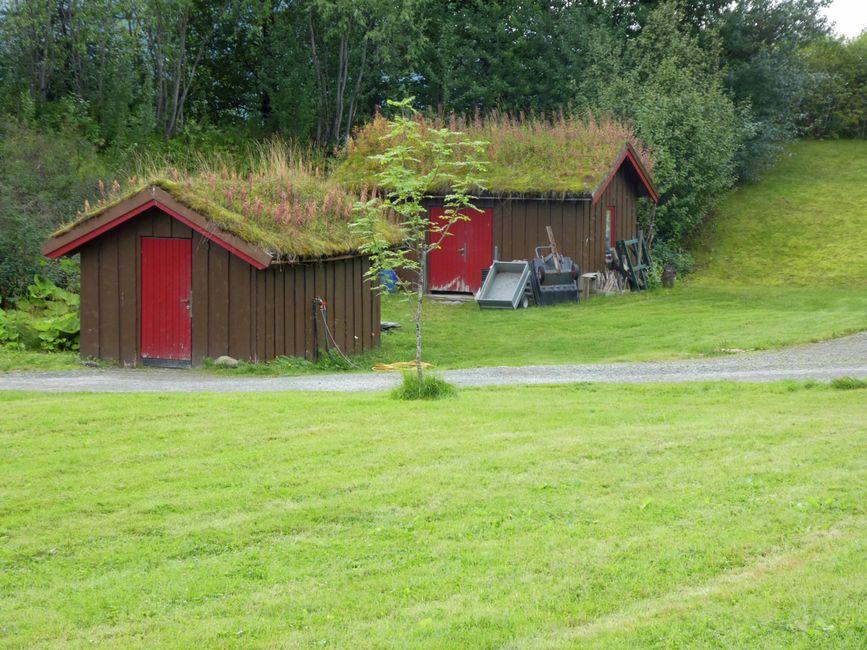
590,143,659,206
42,186,273,270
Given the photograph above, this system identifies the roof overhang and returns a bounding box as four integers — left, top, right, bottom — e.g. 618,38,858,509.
42,186,273,269
591,143,659,206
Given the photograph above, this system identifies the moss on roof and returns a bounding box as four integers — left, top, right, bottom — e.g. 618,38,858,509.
52,146,400,261
335,113,653,195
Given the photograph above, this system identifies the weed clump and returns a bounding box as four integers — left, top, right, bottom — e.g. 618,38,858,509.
392,371,457,400
830,376,867,390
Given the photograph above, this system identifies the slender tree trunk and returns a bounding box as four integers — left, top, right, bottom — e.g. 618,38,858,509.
165,12,188,137
331,34,348,144
344,30,369,143
308,14,327,144
415,251,426,382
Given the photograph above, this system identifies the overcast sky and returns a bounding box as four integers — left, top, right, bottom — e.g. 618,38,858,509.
823,0,867,38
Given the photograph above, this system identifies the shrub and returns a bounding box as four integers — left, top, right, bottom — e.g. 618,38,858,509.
830,377,866,391
392,372,457,401
0,275,79,351
0,117,106,298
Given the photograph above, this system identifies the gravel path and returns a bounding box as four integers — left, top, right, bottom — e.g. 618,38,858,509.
2,332,865,393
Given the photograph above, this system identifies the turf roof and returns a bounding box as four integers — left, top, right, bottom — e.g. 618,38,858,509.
51,162,400,261
336,113,654,196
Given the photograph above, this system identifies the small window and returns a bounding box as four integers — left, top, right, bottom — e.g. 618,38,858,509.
605,206,616,249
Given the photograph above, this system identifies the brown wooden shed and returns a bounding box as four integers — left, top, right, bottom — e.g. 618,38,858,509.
337,115,659,295
424,144,658,293
42,185,381,367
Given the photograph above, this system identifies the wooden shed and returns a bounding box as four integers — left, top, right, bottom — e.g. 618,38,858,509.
425,144,658,293
42,184,384,367
339,115,658,294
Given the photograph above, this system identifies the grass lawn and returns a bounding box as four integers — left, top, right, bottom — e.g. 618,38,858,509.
0,349,82,372
373,285,867,368
1,382,865,648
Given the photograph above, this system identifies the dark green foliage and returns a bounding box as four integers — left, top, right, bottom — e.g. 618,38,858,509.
0,275,79,352
800,34,867,138
830,377,867,391
391,372,457,401
598,2,741,245
715,0,831,181
0,117,106,299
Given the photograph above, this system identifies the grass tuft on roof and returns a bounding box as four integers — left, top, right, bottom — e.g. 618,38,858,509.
52,141,400,261
336,111,653,195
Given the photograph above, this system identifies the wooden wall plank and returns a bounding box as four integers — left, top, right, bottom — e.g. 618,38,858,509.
170,219,192,239
293,266,305,358
98,237,120,361
79,245,100,359
227,254,251,360
368,258,381,349
265,269,276,360
274,267,285,357
352,258,363,353
152,212,173,238
327,262,338,350
361,260,372,351
116,222,137,365
254,270,266,361
313,262,325,355
343,261,356,354
283,266,296,357
333,260,347,351
304,264,315,358
191,235,209,365
208,245,230,357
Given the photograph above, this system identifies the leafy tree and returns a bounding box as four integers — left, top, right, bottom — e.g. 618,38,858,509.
597,1,742,248
715,0,831,180
800,33,867,138
0,115,107,299
351,99,486,382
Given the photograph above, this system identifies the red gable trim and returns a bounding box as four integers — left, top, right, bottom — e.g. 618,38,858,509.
591,145,659,206
44,193,272,270
46,199,158,259
151,201,269,270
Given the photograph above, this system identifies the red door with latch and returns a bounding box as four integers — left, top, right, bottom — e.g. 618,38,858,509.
141,237,192,364
428,207,493,293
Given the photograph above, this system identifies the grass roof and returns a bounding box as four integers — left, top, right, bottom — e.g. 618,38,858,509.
335,112,653,195
53,143,400,261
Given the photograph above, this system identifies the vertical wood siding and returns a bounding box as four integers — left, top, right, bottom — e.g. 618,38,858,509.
423,167,642,286
77,206,379,366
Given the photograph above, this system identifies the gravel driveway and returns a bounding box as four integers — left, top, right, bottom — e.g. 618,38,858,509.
2,332,865,393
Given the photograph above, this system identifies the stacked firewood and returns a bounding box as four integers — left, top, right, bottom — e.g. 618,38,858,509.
598,269,628,294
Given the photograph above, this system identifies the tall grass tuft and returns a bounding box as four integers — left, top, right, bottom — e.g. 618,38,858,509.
392,371,457,401
830,376,867,390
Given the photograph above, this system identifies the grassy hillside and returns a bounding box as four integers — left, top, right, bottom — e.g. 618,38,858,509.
1,383,865,647
694,140,867,286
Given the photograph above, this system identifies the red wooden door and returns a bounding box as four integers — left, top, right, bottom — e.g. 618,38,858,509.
428,207,493,293
141,237,192,363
